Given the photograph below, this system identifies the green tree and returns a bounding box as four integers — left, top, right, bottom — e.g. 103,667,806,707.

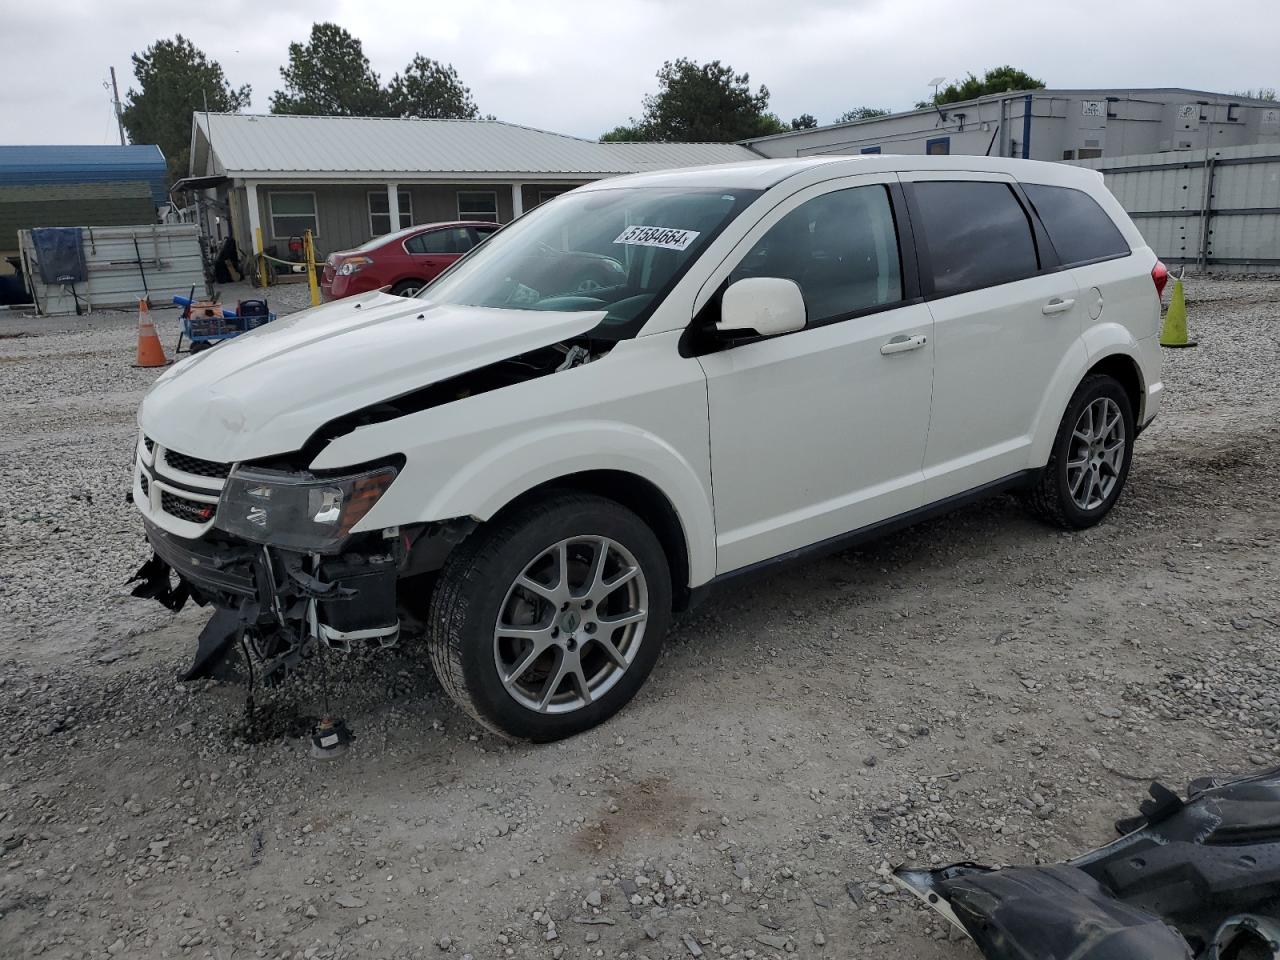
600,123,651,142
270,23,386,116
790,113,819,130
928,66,1045,106
121,35,251,183
836,106,890,123
386,55,480,118
607,59,788,142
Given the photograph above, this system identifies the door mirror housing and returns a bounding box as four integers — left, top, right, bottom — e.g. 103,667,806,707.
717,277,807,337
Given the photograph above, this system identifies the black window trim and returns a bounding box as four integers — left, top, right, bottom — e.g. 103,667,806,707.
681,180,923,357
902,177,1061,301
1019,181,1133,272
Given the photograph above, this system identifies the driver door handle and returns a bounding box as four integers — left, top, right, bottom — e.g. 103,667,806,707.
1042,297,1076,315
880,334,928,356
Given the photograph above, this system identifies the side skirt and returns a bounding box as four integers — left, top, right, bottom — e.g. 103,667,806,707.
686,470,1039,609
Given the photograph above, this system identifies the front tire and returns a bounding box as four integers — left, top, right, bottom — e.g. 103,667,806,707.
1025,373,1135,529
427,493,672,741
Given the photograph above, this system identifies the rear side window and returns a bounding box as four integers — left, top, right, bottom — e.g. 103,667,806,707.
1023,183,1130,266
912,181,1039,296
406,227,471,255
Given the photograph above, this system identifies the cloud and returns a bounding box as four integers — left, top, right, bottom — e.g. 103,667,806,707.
0,0,1274,146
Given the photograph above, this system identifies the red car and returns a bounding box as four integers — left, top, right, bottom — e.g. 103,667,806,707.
321,221,500,301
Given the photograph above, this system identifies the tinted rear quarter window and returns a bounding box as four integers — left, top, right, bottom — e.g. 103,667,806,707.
912,181,1039,296
1023,183,1130,266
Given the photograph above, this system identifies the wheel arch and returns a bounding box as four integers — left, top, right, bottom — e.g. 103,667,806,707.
1030,328,1146,468
492,470,695,611
1086,352,1145,424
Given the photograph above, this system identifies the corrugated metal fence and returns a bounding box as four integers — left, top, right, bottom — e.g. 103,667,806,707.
18,223,207,315
1073,143,1280,274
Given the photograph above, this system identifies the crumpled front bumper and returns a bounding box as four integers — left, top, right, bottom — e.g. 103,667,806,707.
129,519,402,680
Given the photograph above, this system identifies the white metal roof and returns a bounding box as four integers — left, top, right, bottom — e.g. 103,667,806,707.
193,113,759,179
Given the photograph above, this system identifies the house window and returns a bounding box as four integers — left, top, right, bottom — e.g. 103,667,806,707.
268,192,318,239
368,190,413,236
458,191,499,223
1077,148,1103,159
537,190,567,206
926,136,950,156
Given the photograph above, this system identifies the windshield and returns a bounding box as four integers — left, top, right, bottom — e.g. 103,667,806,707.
418,186,759,335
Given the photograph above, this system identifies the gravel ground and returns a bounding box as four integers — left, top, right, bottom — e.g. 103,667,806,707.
0,278,1277,960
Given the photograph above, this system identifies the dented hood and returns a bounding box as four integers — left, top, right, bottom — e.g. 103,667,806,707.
139,291,604,463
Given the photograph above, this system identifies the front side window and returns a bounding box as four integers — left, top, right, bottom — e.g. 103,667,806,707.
729,184,903,325
422,186,759,336
1023,183,1129,266
369,190,413,236
913,181,1039,296
268,192,318,239
458,191,499,223
405,227,472,255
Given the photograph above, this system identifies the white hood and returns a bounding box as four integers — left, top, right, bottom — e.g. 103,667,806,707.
139,291,604,463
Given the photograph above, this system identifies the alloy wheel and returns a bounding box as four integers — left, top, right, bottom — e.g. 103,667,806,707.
1066,396,1125,510
493,536,648,714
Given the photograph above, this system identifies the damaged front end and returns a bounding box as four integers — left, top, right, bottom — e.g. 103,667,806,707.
129,437,438,682
895,767,1280,959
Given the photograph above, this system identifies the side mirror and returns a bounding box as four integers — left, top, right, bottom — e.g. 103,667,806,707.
717,277,806,337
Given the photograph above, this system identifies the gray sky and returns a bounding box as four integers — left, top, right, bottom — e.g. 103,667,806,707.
1,0,1273,147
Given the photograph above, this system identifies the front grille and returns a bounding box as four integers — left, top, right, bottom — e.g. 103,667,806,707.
161,490,217,525
140,474,150,496
143,436,155,453
163,449,232,480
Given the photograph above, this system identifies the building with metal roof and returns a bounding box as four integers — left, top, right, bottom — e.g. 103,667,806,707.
0,144,168,203
0,144,167,257
184,113,760,261
741,88,1280,162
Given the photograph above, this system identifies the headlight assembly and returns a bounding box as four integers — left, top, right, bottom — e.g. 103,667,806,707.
215,464,399,553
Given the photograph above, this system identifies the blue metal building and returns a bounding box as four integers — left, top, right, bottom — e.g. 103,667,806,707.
0,145,168,203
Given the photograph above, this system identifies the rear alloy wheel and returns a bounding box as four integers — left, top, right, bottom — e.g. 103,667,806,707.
1024,373,1135,529
427,494,671,741
390,280,424,297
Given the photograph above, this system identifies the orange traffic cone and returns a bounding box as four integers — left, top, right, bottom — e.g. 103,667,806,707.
133,300,170,368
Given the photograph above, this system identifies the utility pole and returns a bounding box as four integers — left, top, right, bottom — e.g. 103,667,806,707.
109,66,127,145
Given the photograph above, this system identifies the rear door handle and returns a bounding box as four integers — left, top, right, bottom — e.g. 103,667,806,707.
880,334,928,355
1042,297,1076,315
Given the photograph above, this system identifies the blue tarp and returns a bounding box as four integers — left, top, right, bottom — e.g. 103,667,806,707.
31,227,86,283
0,145,167,203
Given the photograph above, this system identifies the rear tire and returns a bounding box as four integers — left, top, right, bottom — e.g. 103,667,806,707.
390,280,424,297
427,493,672,741
1024,373,1135,530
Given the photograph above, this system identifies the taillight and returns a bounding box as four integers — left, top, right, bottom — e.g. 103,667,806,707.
1151,260,1169,299
336,256,374,276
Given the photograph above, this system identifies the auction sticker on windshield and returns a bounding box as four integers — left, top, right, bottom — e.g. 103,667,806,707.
613,225,701,251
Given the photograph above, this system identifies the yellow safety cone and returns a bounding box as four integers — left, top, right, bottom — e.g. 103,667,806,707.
1159,277,1197,348
133,299,171,368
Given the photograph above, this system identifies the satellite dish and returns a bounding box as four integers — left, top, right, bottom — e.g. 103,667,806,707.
928,76,947,88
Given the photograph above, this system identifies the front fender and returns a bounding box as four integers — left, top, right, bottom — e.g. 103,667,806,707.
418,420,716,586
309,333,717,586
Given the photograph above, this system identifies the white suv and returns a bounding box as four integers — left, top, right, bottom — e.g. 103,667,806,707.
131,156,1165,740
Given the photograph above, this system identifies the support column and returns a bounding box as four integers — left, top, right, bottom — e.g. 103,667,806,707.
511,182,524,220
244,180,262,252
386,182,401,232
